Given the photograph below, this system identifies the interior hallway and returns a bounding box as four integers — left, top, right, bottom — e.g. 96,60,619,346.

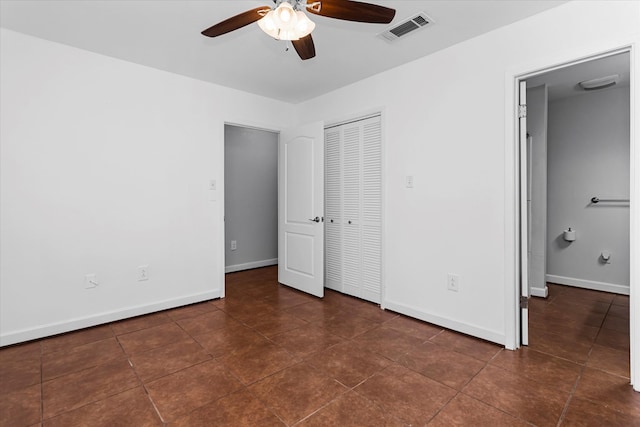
1,266,638,426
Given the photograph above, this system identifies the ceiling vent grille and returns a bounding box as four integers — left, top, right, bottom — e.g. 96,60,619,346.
378,12,433,42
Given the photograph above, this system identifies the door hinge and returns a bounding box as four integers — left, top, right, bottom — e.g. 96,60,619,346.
518,104,527,119
520,295,529,309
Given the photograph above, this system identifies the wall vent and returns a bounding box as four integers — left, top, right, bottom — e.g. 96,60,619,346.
378,12,433,42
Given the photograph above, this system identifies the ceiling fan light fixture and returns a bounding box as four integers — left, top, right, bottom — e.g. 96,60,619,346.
274,2,297,29
294,11,315,38
258,2,315,41
258,11,280,38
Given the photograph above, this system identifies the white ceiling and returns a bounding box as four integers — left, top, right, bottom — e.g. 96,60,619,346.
526,52,630,101
0,0,568,103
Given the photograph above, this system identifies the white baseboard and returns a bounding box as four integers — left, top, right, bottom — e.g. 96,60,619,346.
546,274,629,295
225,258,278,273
381,299,505,346
531,286,549,298
0,290,221,347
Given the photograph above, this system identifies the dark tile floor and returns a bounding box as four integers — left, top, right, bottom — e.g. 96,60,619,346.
1,267,637,426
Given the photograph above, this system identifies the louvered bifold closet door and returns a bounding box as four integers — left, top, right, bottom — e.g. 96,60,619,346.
324,114,382,303
341,124,362,298
324,128,342,291
360,116,382,303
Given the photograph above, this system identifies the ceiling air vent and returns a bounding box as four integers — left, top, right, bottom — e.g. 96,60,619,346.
378,12,433,42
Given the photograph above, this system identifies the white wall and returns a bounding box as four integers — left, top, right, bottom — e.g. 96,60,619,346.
297,1,640,345
527,84,549,298
2,1,639,370
0,29,294,345
546,86,630,293
224,125,278,272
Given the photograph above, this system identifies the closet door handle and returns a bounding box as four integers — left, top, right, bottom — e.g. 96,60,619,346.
308,216,320,223
348,220,352,224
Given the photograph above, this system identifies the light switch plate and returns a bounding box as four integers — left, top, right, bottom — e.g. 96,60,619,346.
405,175,414,188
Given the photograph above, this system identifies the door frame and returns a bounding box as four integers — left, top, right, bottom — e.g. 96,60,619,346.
504,43,639,390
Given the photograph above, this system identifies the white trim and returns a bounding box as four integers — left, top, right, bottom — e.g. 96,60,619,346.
384,300,505,345
225,258,278,273
380,108,388,311
546,275,629,296
323,106,386,130
324,112,382,130
630,40,640,393
530,286,549,298
0,290,221,347
503,69,520,350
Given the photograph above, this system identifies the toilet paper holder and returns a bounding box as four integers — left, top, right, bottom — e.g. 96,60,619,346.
563,227,576,242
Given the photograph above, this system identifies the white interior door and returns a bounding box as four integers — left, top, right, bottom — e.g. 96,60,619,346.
278,122,324,297
519,80,530,345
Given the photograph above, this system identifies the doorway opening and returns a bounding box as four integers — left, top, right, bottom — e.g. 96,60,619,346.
524,52,631,299
514,48,636,387
224,124,279,274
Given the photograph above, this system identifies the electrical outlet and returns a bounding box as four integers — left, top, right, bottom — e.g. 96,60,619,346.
85,274,98,289
137,265,149,281
231,240,237,251
447,273,460,292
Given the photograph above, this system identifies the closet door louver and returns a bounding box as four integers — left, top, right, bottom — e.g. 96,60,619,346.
361,117,382,302
342,124,362,297
325,128,342,291
324,115,382,304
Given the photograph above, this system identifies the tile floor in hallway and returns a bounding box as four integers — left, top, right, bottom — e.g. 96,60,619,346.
1,266,638,426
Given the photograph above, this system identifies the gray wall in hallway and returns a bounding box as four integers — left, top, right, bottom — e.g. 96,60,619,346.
224,125,278,270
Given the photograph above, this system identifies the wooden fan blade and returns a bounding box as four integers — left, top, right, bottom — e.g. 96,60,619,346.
292,34,316,60
306,0,395,24
201,6,271,37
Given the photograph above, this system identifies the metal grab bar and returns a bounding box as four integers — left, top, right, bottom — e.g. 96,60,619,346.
591,196,630,204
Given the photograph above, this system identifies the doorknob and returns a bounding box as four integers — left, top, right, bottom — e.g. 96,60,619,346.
308,216,320,223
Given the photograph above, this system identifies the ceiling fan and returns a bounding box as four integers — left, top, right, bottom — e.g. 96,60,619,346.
201,0,396,60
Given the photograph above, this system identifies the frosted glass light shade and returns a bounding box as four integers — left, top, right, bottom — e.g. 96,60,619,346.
257,2,315,41
294,11,315,38
274,2,297,30
258,11,280,39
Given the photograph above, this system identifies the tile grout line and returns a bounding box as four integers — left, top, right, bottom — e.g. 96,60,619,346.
42,337,135,422
243,385,290,426
114,325,165,426
290,386,351,426
556,348,591,426
556,298,614,426
239,294,404,426
434,348,517,424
